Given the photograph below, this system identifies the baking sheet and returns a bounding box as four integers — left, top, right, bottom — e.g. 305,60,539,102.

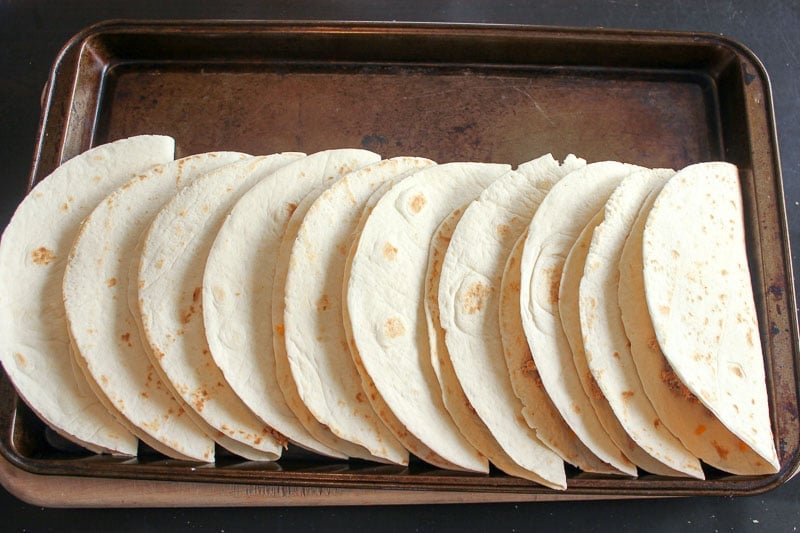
2,20,798,503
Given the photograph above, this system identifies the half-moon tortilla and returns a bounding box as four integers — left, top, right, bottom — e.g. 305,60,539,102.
63,152,249,462
137,153,305,460
204,149,380,460
345,162,511,472
282,157,433,464
641,162,779,472
0,135,175,454
519,161,643,476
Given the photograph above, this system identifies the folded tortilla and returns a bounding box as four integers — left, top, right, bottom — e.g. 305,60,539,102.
63,152,250,462
137,153,306,460
0,135,175,454
345,162,511,472
434,155,588,488
640,162,779,473
282,157,433,464
519,161,643,476
576,168,704,478
204,149,380,460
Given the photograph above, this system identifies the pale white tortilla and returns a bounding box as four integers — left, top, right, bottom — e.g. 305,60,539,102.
435,155,588,488
0,135,175,454
519,161,643,476
427,205,564,489
63,152,249,462
204,149,380,460
500,233,621,474
578,169,704,478
345,162,510,472
282,157,433,464
138,153,305,460
641,162,779,472
561,207,690,477
620,184,777,475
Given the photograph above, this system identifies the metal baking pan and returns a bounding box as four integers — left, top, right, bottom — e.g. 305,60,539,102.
1,20,798,502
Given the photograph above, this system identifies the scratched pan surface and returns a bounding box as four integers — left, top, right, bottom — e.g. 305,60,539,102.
0,20,797,499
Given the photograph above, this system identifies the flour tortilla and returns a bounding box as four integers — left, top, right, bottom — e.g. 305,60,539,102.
577,169,704,478
0,135,174,454
204,149,380,460
561,206,691,477
138,153,305,460
620,183,777,475
346,162,510,471
519,161,644,476
341,180,466,469
641,162,779,472
427,205,563,488
434,155,588,488
282,157,433,464
500,233,620,474
63,152,249,462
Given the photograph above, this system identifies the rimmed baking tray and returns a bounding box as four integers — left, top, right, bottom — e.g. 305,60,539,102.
1,20,798,505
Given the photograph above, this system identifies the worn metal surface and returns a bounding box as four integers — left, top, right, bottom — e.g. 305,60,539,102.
2,20,797,499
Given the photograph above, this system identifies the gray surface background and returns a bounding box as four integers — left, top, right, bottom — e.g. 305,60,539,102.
1,1,798,530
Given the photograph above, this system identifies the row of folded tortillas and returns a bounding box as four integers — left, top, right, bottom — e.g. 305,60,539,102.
0,136,780,489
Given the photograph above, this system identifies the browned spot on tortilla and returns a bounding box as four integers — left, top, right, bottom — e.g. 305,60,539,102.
179,209,187,217
274,324,285,335
140,391,149,399
31,247,56,266
621,390,634,400
730,365,743,378
356,391,365,403
496,224,511,239
694,424,707,436
13,353,26,367
588,373,604,401
409,193,426,214
658,305,670,315
746,328,755,347
337,243,348,255
60,202,69,212
384,317,406,339
193,286,202,302
100,375,109,386
383,242,398,260
106,277,117,287
711,440,730,460
155,259,164,269
612,351,621,359
671,249,680,259
647,336,660,352
544,266,563,306
661,363,699,404
286,202,298,216
653,419,661,429
461,281,490,315
737,440,749,452
572,403,581,414
120,332,132,347
191,387,210,412
154,348,165,360
316,294,330,312
180,305,195,325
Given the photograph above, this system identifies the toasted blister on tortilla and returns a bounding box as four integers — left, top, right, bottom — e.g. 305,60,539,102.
63,152,251,462
573,168,705,478
0,135,175,455
345,162,512,472
433,154,588,488
639,162,779,473
500,233,621,475
138,153,307,461
281,157,434,465
204,149,380,460
520,161,646,476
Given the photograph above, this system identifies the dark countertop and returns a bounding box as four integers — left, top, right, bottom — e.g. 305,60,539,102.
1,1,798,530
